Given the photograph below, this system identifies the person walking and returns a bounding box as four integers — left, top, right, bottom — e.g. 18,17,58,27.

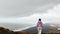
37,18,43,34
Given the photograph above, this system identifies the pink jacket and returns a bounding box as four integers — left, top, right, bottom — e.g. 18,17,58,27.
37,21,43,29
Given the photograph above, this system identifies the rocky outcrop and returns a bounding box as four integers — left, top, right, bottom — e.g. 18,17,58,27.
0,27,14,34
0,27,32,34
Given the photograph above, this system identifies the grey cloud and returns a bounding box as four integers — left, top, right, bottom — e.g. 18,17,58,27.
0,0,60,17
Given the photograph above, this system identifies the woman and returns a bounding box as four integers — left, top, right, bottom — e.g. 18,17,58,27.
37,18,43,34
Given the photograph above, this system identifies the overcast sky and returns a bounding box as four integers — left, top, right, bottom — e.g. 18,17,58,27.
0,0,60,26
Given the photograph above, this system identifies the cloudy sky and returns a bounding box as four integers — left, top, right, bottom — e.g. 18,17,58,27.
0,0,60,26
